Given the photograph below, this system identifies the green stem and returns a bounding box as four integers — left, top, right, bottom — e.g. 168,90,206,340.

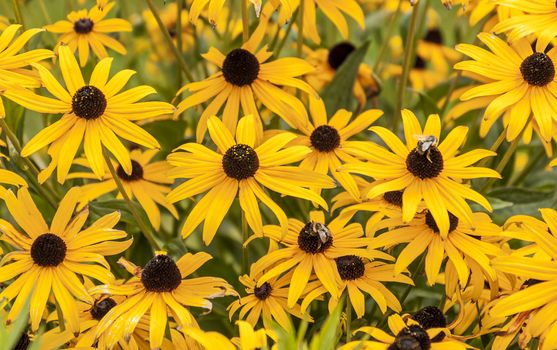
56,299,66,332
296,0,305,57
373,0,403,73
176,0,184,89
241,211,249,274
510,147,545,186
481,136,520,193
392,2,420,131
242,0,250,42
102,150,162,251
145,0,195,83
273,15,296,57
345,295,353,343
477,129,507,168
11,0,25,29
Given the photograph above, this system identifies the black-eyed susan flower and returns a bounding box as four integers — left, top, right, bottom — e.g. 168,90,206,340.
292,95,382,200
3,45,174,184
342,109,500,236
91,251,235,349
228,270,312,332
189,0,293,25
45,2,131,66
185,320,268,350
340,314,472,350
175,42,315,142
166,115,335,245
251,211,392,307
371,211,501,287
455,33,557,142
68,148,177,230
304,42,380,107
301,257,413,318
0,187,132,334
0,167,26,194
0,25,54,117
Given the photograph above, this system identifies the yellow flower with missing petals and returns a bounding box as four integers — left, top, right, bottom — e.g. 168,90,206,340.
0,187,132,334
91,252,236,350
3,45,173,183
342,109,500,236
189,0,293,26
45,2,131,66
0,25,54,117
166,115,335,245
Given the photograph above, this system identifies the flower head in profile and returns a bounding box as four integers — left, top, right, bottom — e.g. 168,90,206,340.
45,2,131,66
0,24,54,116
3,45,174,183
69,148,177,230
251,211,392,308
91,251,236,349
293,95,383,200
166,115,334,244
342,109,500,236
175,40,316,142
455,33,557,142
0,187,132,334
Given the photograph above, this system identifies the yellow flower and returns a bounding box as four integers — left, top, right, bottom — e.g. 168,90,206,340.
455,33,557,142
166,115,334,244
0,24,54,117
293,95,382,200
45,2,131,66
68,148,178,230
342,109,500,236
0,167,26,194
371,211,501,287
189,0,293,26
228,270,313,332
0,187,132,334
301,258,413,318
175,42,316,142
251,211,392,308
3,45,174,183
91,251,236,350
185,321,268,350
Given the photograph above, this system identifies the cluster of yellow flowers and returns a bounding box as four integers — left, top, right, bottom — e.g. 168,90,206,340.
1,0,557,349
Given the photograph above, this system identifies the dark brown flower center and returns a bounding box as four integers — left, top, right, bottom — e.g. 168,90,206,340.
389,325,431,350
413,56,426,70
117,160,144,181
327,42,356,70
91,298,117,320
222,48,260,86
406,147,443,179
254,282,272,300
298,222,333,254
222,144,259,180
335,255,365,280
520,52,555,86
141,255,182,292
74,18,94,34
425,211,459,234
423,29,442,44
72,85,107,120
310,125,341,152
31,233,66,267
412,306,447,342
383,191,403,207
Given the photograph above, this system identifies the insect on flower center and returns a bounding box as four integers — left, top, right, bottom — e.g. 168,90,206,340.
222,48,260,86
328,42,356,70
74,18,94,34
72,85,107,120
31,233,66,267
423,29,443,45
390,325,431,350
91,298,117,320
222,144,260,180
310,125,341,152
13,333,30,350
383,191,403,207
298,222,333,254
425,211,459,234
412,306,447,342
141,254,182,292
520,52,555,86
117,160,144,182
254,282,272,300
406,139,443,179
336,255,365,280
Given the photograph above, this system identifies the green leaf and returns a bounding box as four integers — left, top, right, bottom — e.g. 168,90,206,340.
321,41,371,112
89,199,146,226
309,298,343,350
488,187,554,204
142,120,188,154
